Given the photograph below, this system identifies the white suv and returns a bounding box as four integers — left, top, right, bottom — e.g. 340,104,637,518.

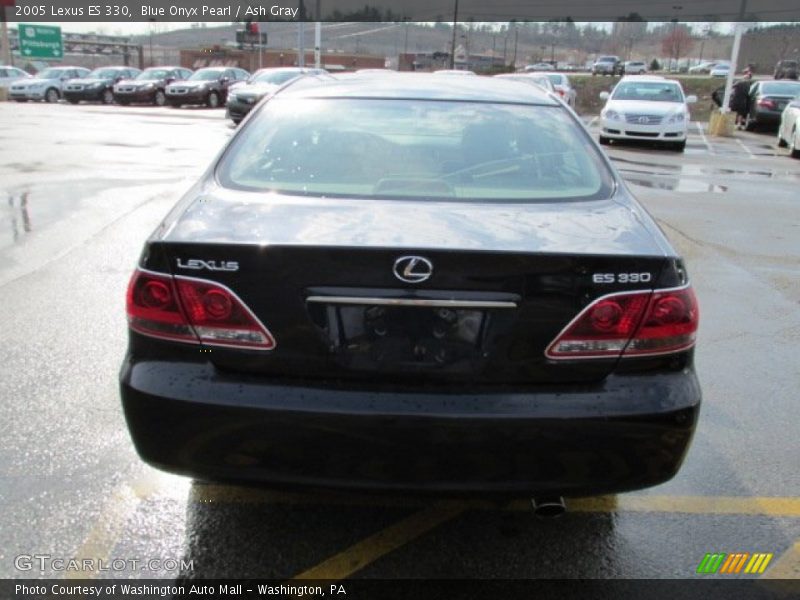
598,76,697,152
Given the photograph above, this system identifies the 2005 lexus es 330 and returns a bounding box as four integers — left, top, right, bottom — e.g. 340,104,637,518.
120,73,700,496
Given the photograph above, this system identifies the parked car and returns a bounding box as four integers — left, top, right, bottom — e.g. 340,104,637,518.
63,66,141,105
623,61,648,75
525,62,555,72
774,60,799,80
494,73,556,94
226,67,326,124
688,61,718,75
777,97,800,158
0,65,31,90
120,73,701,498
592,56,623,76
545,73,576,107
112,66,193,106
166,67,249,108
710,63,731,78
745,80,800,130
9,66,90,103
598,76,697,152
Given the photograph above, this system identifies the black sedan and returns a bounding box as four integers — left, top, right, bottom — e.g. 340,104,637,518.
63,66,141,104
165,66,249,108
120,74,701,499
745,80,800,130
225,67,326,124
112,66,193,106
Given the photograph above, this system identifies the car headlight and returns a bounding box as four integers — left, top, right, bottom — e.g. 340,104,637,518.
667,113,685,124
603,109,621,121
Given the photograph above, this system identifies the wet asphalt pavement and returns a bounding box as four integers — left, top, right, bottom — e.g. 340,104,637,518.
0,102,799,584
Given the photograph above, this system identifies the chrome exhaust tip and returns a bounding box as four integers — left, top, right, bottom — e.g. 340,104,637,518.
531,496,566,518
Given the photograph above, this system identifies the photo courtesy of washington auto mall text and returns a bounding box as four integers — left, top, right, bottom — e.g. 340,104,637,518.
2,0,800,598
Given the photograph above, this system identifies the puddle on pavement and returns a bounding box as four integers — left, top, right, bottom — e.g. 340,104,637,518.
625,176,728,193
611,156,800,182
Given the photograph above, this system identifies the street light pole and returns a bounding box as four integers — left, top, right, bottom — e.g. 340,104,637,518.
449,0,458,69
314,0,321,69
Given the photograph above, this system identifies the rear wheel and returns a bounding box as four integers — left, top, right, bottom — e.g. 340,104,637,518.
102,89,114,105
45,88,60,103
153,90,166,107
207,91,220,108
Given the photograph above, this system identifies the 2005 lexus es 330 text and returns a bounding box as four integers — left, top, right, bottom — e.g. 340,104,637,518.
120,74,701,496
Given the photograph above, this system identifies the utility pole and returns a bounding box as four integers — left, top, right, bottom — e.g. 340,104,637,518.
314,0,321,68
0,3,12,67
512,25,519,70
449,0,458,69
297,0,305,67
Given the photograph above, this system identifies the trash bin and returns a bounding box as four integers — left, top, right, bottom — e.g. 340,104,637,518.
708,109,735,137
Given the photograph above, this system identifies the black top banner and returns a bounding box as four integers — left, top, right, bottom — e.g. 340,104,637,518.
3,0,800,22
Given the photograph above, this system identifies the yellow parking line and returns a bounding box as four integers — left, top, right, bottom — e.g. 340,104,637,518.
291,504,464,581
761,539,800,579
64,483,143,580
504,495,800,517
192,484,800,519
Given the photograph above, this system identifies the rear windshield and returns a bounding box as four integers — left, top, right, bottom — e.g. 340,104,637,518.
760,82,800,96
217,98,612,202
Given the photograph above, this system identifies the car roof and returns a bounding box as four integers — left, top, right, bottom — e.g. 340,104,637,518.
280,72,559,105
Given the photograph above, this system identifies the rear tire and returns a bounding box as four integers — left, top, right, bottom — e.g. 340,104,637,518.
207,91,220,108
598,135,610,146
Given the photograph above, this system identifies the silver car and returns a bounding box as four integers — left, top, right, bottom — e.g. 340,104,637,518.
9,66,90,103
545,73,577,107
0,66,32,90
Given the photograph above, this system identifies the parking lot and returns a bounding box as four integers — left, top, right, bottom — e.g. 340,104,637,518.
1,101,799,584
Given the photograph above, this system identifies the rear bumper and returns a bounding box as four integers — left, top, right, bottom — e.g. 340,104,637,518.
226,99,256,120
120,359,701,495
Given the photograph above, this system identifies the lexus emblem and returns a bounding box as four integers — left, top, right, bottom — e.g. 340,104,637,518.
393,256,433,284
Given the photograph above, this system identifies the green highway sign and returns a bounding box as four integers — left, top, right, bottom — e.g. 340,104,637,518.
18,23,63,59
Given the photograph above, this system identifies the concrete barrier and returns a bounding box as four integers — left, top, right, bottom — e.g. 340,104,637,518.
708,109,735,137
0,88,8,102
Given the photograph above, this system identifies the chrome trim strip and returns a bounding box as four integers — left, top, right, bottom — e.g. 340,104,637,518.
306,296,517,309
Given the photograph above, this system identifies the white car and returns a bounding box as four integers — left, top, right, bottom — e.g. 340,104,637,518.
624,61,648,75
545,73,577,107
777,97,800,158
0,66,31,90
598,76,697,152
710,63,731,78
9,66,90,103
525,62,555,72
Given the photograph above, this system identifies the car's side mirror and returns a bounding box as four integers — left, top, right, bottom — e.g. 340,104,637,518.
599,91,610,100
685,95,697,104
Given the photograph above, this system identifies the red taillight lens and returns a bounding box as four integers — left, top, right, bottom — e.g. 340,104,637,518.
546,286,698,360
175,277,276,350
758,98,777,110
126,270,196,343
125,269,276,350
624,287,698,356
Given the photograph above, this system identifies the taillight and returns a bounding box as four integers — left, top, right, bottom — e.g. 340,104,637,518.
175,276,276,349
758,98,777,110
126,270,197,343
546,286,698,360
126,269,276,350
